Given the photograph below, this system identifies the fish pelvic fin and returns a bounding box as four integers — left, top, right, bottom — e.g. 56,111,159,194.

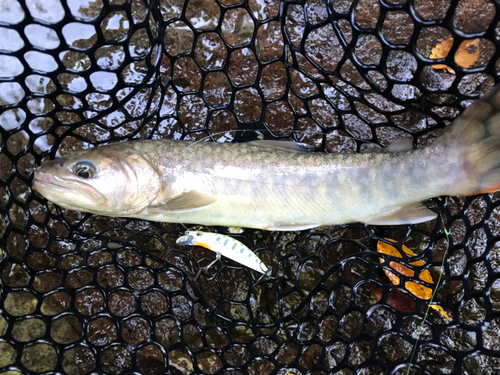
264,223,321,231
365,203,437,225
435,83,500,196
150,191,216,213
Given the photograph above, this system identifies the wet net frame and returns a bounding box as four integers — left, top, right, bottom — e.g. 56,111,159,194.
1,0,500,374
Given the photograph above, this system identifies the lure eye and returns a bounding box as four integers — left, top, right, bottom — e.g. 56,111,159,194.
196,232,203,236
74,161,96,179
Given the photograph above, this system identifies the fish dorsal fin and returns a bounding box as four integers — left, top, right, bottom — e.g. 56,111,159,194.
246,140,310,153
383,137,414,153
149,191,216,213
365,203,437,225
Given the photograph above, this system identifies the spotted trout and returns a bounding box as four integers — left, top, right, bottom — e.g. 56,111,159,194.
33,85,500,230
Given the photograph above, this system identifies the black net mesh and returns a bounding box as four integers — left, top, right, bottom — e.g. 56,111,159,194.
1,0,500,373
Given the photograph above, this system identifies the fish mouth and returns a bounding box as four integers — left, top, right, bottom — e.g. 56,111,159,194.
33,173,109,208
33,175,70,192
176,234,195,246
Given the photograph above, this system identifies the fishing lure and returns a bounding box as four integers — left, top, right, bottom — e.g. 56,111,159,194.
176,231,271,275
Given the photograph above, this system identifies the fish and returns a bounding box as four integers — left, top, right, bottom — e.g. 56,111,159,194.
176,231,270,274
33,84,500,230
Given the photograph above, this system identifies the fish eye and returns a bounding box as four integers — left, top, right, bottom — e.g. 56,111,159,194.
74,161,96,179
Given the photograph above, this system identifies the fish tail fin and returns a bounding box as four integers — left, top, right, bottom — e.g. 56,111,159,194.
436,84,500,196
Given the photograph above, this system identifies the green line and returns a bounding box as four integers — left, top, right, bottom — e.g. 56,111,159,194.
406,213,450,374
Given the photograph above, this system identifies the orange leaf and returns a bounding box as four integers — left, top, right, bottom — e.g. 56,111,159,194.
431,64,456,74
389,261,414,278
379,239,417,286
377,239,436,299
387,290,416,313
429,304,451,321
409,259,425,267
429,37,453,59
385,269,401,285
369,283,416,313
400,244,418,258
455,39,480,68
378,239,403,258
370,282,383,302
419,269,434,284
377,238,417,259
405,281,433,300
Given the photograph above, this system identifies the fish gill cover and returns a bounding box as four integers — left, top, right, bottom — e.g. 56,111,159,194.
0,0,499,374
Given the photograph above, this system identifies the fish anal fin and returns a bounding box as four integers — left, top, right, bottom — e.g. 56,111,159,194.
365,204,437,225
247,140,311,153
383,137,414,153
265,223,321,231
149,191,216,213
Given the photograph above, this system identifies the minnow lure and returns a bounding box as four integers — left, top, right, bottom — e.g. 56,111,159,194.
176,231,270,275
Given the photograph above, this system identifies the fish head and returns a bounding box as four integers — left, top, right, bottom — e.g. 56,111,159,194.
33,145,163,215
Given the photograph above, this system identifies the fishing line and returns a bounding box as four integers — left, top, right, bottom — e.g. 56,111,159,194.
406,198,451,375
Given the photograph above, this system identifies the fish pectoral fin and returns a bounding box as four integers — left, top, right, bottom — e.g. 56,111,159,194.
365,204,437,225
383,137,414,153
246,140,312,153
265,223,321,231
149,191,216,213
